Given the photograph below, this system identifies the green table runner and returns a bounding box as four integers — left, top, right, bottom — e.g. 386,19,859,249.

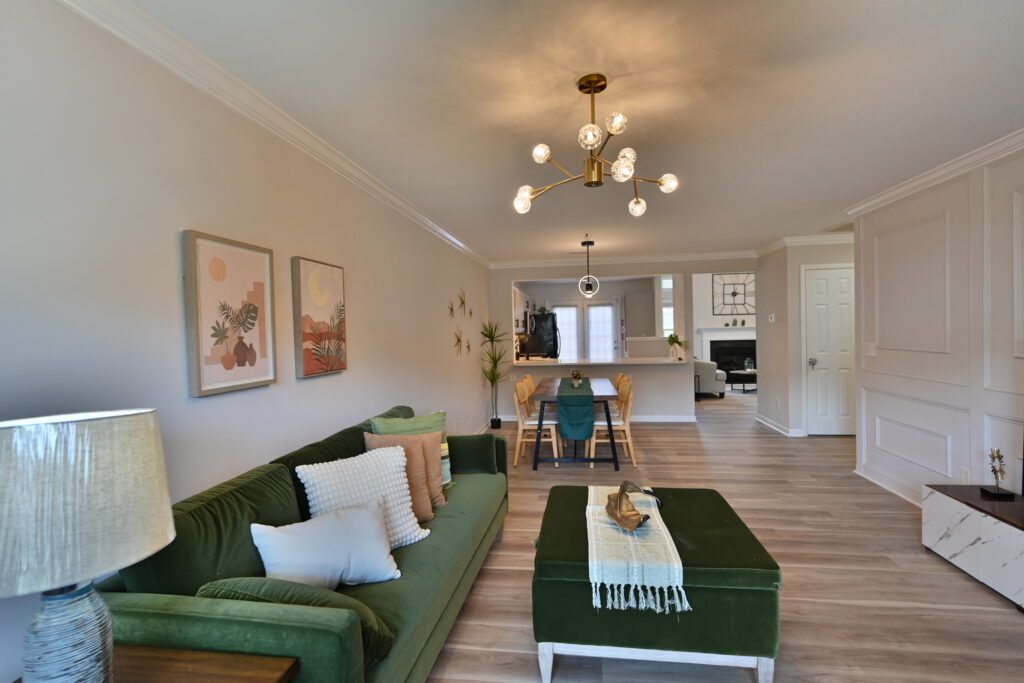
557,377,594,440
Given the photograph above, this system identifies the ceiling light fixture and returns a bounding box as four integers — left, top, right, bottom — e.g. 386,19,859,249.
514,73,680,217
578,235,599,298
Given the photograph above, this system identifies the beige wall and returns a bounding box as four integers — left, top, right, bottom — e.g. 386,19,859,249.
755,248,790,429
489,257,758,420
0,1,488,674
755,242,855,435
691,272,756,329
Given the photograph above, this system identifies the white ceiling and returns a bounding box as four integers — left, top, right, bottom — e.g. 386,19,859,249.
132,0,1024,264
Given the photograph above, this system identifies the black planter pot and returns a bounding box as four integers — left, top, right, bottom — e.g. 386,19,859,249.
490,418,502,429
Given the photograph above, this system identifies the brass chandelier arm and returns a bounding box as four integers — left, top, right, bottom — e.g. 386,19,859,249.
532,174,583,199
633,178,640,201
633,176,662,184
595,132,614,158
548,157,575,179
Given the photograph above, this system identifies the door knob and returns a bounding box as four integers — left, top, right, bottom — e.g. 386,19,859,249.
808,357,818,369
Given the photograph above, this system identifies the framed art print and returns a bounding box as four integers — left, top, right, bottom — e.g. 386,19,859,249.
183,230,276,397
291,256,346,378
712,272,756,315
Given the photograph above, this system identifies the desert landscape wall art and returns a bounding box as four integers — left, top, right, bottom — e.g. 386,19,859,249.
291,257,346,378
183,230,276,397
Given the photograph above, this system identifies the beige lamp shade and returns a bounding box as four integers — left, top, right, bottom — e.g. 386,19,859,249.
0,409,176,597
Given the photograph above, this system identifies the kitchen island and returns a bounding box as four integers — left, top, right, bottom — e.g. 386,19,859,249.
506,357,694,422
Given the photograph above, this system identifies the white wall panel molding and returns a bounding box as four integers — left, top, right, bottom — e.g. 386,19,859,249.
874,416,952,477
981,153,1024,395
846,127,1024,216
54,0,487,266
872,212,951,354
1014,191,1024,358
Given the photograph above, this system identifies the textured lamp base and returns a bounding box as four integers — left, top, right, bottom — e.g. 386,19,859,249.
24,582,112,682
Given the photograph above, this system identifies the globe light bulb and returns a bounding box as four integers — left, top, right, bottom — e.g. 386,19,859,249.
628,197,647,217
578,123,603,151
618,147,637,164
532,143,551,164
658,173,679,194
605,112,628,135
514,194,532,214
611,158,634,182
517,184,534,199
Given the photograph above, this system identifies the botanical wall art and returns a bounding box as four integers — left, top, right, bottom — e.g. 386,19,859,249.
712,272,756,315
291,257,346,378
448,287,474,356
183,230,276,397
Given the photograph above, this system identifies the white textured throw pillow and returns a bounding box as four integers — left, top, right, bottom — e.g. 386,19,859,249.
250,502,400,588
297,446,430,549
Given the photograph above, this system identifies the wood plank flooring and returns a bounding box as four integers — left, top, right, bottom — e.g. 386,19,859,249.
427,392,1024,682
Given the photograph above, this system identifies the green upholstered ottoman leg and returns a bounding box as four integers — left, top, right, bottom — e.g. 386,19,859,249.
537,642,774,683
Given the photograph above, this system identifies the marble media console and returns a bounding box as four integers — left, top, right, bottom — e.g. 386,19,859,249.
921,484,1024,610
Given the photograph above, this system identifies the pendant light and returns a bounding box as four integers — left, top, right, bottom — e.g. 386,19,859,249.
578,236,599,298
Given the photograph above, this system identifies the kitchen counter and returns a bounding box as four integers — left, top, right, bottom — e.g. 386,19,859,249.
514,357,687,367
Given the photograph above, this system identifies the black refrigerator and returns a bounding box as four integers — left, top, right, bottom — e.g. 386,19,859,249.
521,312,559,358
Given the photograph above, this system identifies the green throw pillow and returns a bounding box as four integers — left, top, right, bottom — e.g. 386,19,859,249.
197,577,396,667
370,412,452,487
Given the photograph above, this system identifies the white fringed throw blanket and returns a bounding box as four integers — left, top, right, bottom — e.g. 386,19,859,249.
586,485,692,613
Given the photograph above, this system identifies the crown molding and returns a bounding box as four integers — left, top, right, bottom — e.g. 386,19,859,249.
55,0,487,266
488,249,758,271
845,127,1024,217
756,233,854,257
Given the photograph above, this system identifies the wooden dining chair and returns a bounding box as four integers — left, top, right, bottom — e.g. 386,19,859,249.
590,377,637,468
612,372,626,390
512,380,562,467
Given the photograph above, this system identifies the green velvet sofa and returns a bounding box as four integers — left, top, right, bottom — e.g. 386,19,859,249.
97,406,508,683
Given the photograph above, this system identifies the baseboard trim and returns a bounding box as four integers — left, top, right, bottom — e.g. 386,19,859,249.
755,414,807,437
854,466,922,507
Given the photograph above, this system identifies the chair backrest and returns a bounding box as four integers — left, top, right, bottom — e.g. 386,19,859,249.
613,372,625,390
514,381,531,422
523,374,538,411
616,376,631,410
618,378,634,424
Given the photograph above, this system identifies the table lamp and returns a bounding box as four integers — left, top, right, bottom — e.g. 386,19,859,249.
0,409,175,682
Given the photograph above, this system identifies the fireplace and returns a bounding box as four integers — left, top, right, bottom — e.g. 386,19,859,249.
709,339,756,372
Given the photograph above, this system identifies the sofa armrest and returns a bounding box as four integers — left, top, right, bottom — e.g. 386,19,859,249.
101,592,363,683
448,434,507,477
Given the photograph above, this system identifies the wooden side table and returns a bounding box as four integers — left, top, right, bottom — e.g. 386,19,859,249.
115,644,298,682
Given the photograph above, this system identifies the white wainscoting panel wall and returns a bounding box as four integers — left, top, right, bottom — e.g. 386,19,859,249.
851,137,1024,503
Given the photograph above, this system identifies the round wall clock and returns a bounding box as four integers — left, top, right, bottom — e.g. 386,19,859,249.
712,272,756,315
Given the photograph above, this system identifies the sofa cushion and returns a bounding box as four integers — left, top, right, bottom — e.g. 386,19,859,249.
297,446,430,549
364,431,444,519
196,577,396,667
250,501,400,587
272,406,414,519
370,412,451,486
341,472,506,683
120,464,300,596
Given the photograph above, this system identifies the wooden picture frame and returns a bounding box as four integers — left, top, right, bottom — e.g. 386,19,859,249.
183,230,276,397
291,257,346,378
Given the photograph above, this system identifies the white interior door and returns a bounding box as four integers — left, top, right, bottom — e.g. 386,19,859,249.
805,266,855,435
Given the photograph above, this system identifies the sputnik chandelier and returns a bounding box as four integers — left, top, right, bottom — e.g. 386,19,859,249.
514,73,679,218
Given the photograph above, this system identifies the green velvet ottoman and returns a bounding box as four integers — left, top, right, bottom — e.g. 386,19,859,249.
533,486,780,682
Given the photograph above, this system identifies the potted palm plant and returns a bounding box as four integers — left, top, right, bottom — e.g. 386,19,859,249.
480,321,510,429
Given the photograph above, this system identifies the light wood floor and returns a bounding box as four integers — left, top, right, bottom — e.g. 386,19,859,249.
428,392,1024,682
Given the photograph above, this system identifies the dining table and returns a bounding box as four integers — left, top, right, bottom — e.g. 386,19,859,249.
530,376,620,470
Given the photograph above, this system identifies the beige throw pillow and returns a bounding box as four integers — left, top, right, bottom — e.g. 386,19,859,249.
364,432,442,521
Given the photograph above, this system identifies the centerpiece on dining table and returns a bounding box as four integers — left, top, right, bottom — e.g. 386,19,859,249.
570,368,584,388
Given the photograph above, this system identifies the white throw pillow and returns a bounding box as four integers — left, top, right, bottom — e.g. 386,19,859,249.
250,501,400,588
297,446,430,549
